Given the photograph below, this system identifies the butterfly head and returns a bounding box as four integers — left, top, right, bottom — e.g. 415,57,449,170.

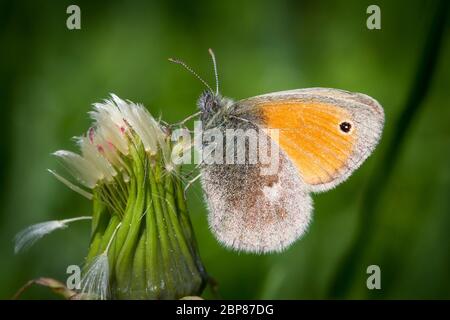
197,90,230,111
197,90,218,113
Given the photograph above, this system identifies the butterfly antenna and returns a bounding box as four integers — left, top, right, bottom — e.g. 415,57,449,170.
168,57,214,93
208,48,219,95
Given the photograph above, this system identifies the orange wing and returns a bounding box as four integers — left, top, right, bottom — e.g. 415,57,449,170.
261,101,355,185
235,88,384,191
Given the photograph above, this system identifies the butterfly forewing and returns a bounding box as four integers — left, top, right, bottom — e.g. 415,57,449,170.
235,88,384,192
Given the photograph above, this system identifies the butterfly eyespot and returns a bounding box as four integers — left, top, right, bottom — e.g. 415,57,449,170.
339,121,352,133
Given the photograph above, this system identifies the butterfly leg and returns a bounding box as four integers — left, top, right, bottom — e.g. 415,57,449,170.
171,111,202,128
183,173,202,198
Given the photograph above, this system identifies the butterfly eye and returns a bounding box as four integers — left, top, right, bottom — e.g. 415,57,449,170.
339,121,352,133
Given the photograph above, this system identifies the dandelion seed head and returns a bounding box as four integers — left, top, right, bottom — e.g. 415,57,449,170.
50,94,177,207
76,136,116,182
14,220,67,254
14,217,92,254
80,253,110,300
53,150,100,188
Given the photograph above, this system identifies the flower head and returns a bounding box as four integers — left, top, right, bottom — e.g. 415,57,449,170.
40,94,207,300
53,95,169,194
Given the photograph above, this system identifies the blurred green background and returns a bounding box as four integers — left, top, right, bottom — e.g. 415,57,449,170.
0,0,449,299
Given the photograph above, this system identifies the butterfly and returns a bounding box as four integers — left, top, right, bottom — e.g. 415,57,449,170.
170,49,384,254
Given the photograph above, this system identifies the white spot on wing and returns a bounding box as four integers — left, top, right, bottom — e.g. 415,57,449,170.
262,182,282,203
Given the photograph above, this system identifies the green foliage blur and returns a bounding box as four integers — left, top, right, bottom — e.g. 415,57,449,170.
0,0,449,299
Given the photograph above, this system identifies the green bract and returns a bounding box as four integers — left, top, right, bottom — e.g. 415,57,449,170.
52,95,206,299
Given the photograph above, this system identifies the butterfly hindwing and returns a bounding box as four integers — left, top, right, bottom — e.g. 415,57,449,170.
201,143,312,253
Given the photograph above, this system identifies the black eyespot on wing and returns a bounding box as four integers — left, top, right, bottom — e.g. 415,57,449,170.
339,121,352,133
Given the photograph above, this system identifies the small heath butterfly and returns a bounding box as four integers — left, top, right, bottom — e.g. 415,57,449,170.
170,49,384,253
